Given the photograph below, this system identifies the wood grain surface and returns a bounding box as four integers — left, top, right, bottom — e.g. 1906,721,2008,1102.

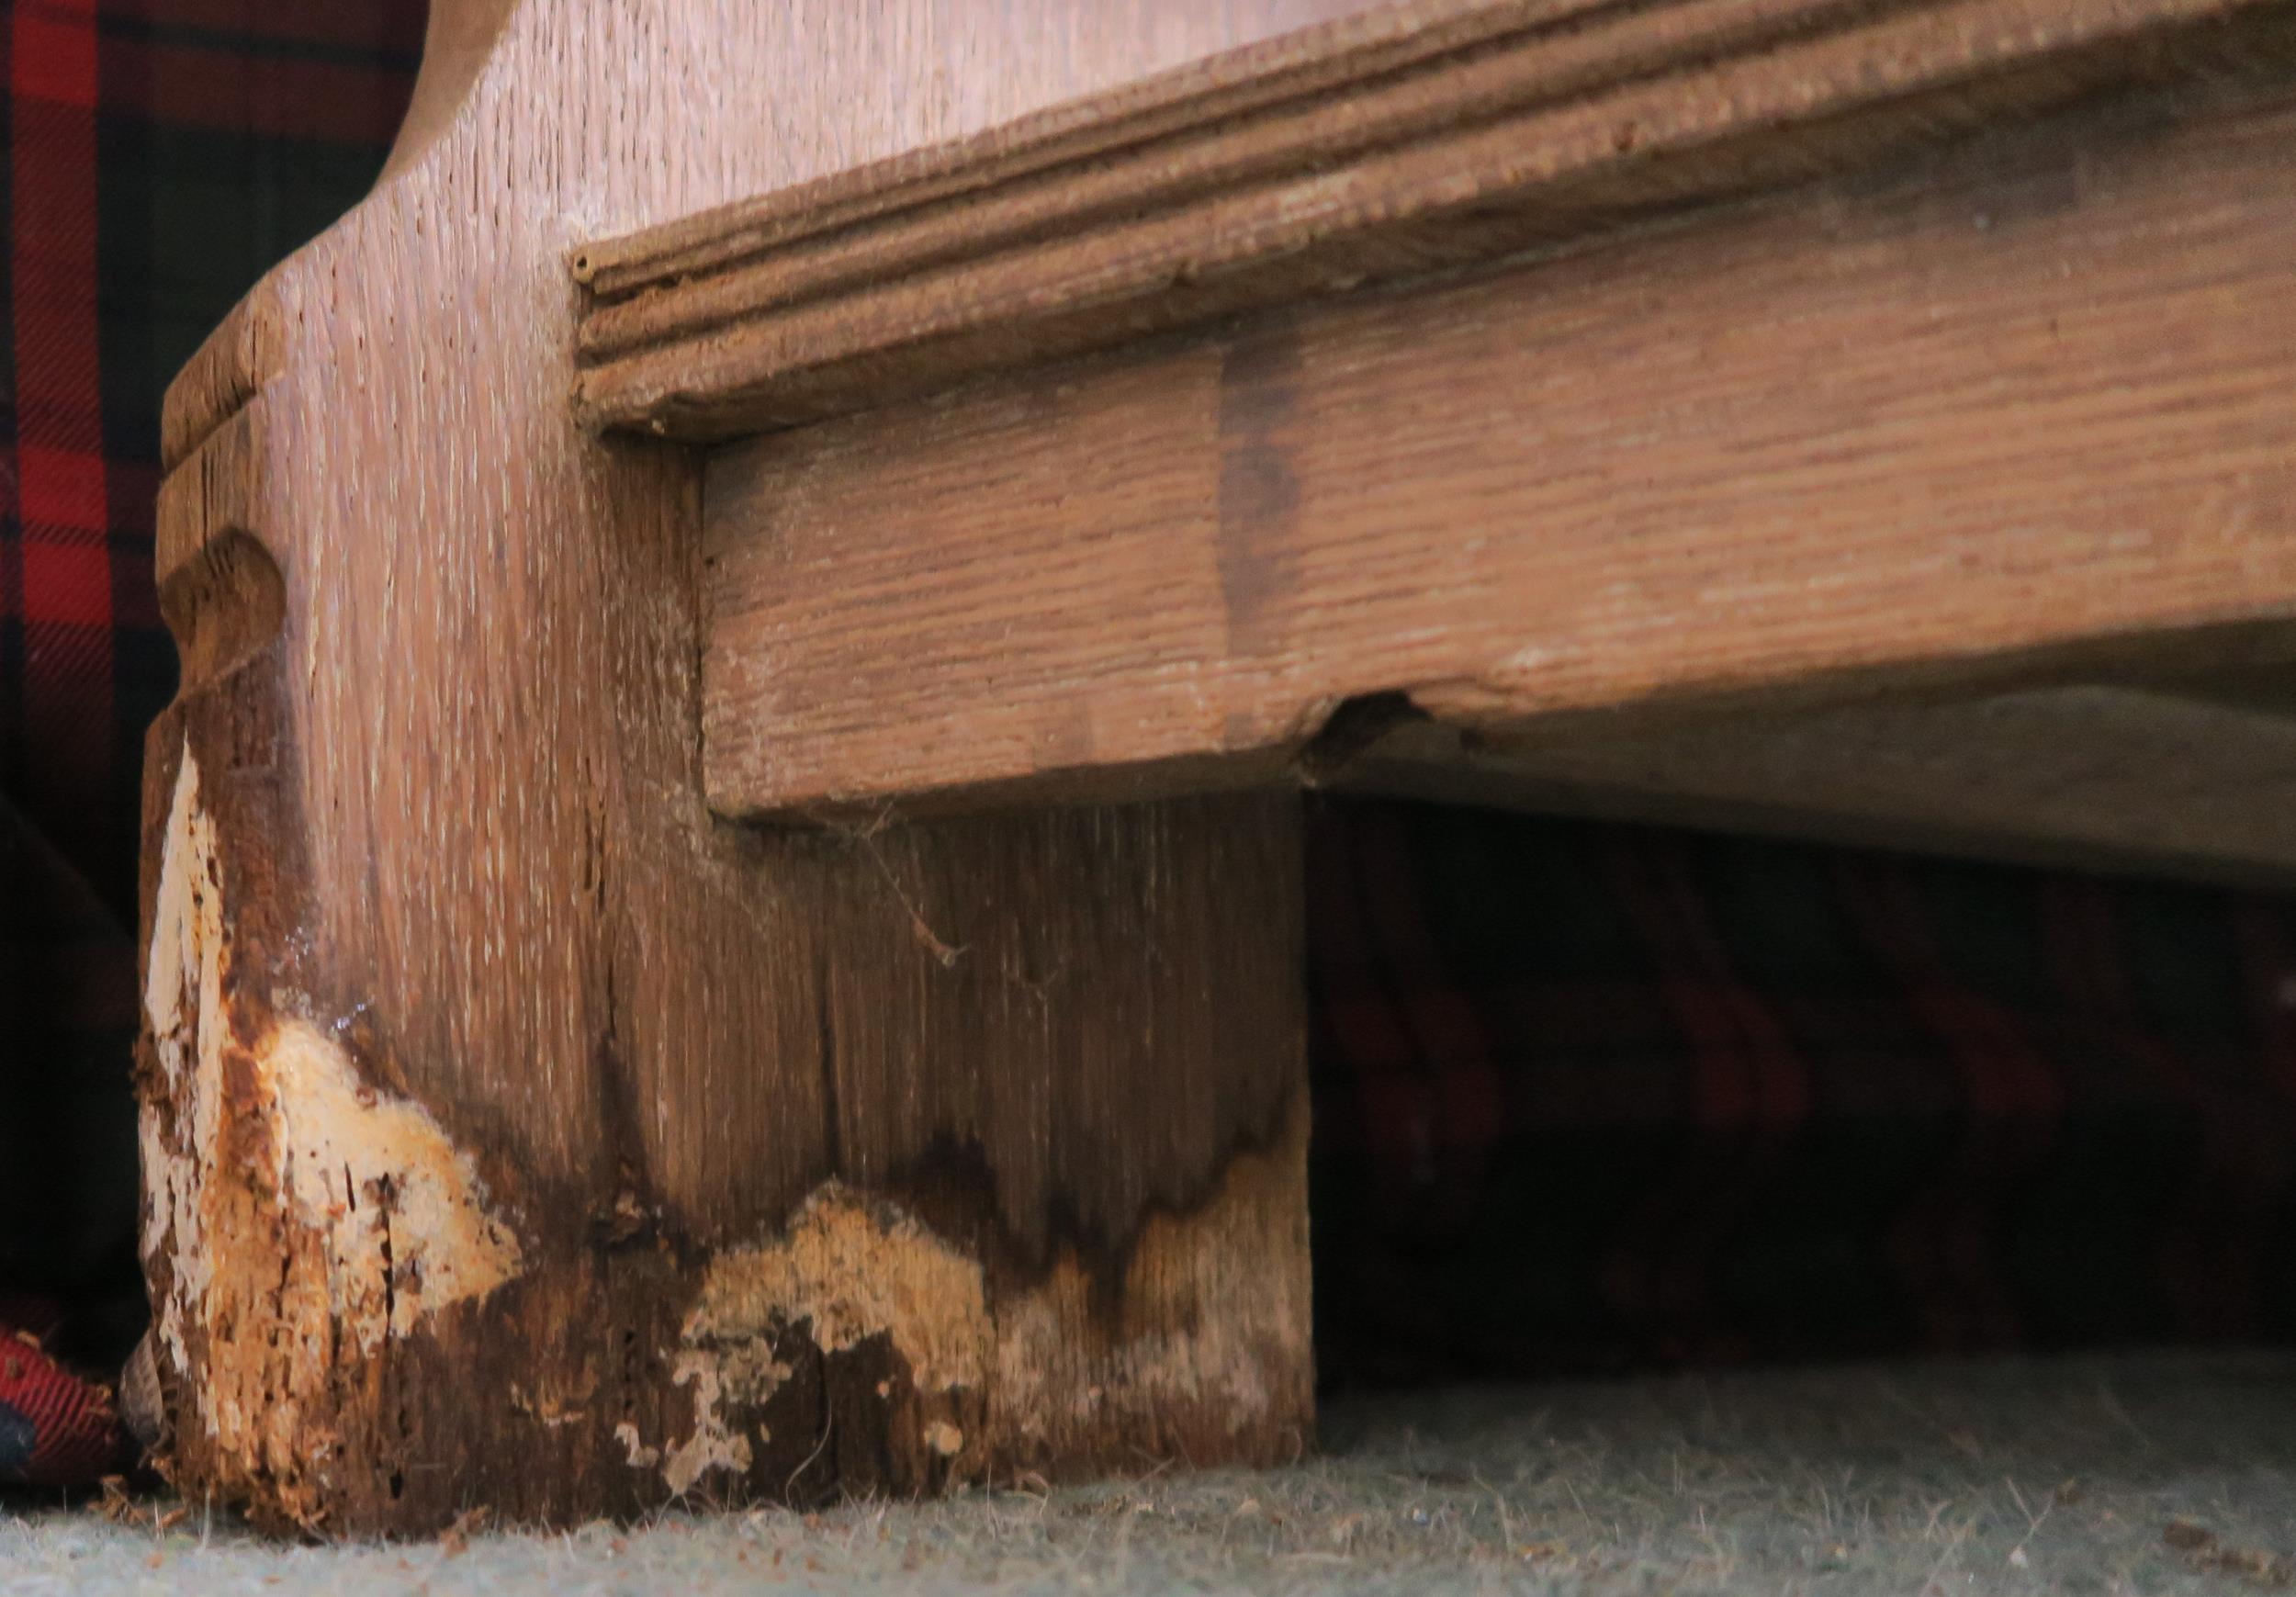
699,69,2296,837
574,0,2296,439
1343,680,2296,889
141,0,1361,1538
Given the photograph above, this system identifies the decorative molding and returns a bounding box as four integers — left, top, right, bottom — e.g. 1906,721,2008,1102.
572,0,2293,440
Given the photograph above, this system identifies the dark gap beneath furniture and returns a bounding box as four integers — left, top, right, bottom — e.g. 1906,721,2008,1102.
1304,794,2296,1393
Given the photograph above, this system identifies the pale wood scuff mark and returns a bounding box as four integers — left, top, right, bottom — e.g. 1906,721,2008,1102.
615,1421,661,1469
991,1112,1311,1459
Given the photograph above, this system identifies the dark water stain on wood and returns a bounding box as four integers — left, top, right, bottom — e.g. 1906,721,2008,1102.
1217,323,1304,658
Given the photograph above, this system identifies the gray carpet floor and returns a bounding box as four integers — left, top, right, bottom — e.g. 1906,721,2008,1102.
4,1352,2291,1594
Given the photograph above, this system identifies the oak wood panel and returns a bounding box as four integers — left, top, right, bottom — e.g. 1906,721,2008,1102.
1340,683,2296,889
141,0,1366,1538
701,72,2296,827
575,0,2296,439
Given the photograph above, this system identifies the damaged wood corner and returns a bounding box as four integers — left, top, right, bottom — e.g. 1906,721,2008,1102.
136,732,1311,1525
135,652,1310,1534
140,741,527,1529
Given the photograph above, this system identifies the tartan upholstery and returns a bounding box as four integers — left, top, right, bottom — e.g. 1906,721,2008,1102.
1,0,422,928
1311,799,2296,1385
0,0,423,1484
0,0,2290,1490
0,1288,125,1484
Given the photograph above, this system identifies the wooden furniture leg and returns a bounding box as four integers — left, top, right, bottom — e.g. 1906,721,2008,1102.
141,0,2296,1539
139,0,1347,1536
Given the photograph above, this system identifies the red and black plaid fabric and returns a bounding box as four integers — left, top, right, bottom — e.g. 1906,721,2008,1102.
0,1291,122,1484
0,0,422,1487
1,0,422,924
1311,798,2296,1386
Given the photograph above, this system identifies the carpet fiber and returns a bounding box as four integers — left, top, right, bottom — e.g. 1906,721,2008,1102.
3,1352,2290,1593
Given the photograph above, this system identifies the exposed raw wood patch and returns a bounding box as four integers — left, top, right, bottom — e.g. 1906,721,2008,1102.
660,1183,986,1494
615,1421,662,1470
141,747,227,1384
989,1096,1313,1468
140,742,524,1523
644,1096,1312,1495
263,1018,524,1353
686,1187,990,1392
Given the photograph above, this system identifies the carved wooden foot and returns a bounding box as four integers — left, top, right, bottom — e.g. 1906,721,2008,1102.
140,681,1306,1532
133,0,1336,1536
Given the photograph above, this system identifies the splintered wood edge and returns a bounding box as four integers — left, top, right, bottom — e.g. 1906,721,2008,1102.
570,0,2294,440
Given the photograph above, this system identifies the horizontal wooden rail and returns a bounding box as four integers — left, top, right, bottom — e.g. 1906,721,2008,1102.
692,68,2296,867
573,0,2295,438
